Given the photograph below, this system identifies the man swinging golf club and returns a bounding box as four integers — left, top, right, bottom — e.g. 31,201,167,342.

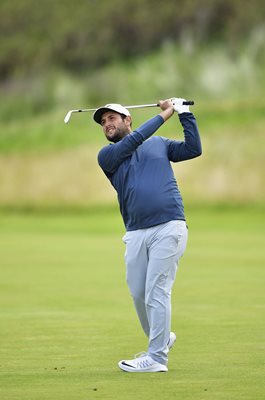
94,98,202,372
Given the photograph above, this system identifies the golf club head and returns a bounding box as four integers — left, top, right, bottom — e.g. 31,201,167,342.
64,111,73,124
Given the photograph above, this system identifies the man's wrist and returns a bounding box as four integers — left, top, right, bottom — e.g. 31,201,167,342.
159,107,174,122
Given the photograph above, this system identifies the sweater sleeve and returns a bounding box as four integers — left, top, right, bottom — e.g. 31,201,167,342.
98,115,164,174
167,113,202,162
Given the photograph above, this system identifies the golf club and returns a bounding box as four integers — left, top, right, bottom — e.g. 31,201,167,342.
64,100,194,124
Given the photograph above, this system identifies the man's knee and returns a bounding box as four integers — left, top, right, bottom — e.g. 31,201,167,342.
128,285,145,303
145,276,171,308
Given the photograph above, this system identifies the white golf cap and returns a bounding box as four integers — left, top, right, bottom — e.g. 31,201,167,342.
93,103,131,124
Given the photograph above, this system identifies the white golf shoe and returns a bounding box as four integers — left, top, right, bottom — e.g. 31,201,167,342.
118,332,176,372
118,353,168,373
168,332,177,350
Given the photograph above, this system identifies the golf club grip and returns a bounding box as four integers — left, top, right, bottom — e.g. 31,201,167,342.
156,101,194,106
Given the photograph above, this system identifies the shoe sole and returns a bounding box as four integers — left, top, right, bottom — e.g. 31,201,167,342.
118,361,168,373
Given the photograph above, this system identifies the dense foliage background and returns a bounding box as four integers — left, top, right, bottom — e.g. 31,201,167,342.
1,0,265,80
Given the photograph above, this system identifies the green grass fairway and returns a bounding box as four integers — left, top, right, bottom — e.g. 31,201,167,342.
0,206,264,400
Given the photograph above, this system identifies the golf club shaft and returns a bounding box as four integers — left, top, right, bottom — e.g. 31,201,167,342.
125,101,193,109
64,100,194,123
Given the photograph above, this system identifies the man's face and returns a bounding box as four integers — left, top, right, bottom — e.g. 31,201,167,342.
100,111,132,143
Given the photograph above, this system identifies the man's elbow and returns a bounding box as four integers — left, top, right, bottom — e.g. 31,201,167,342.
194,139,202,157
196,146,202,157
190,145,202,159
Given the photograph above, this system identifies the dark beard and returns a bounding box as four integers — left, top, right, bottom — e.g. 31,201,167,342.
107,128,128,143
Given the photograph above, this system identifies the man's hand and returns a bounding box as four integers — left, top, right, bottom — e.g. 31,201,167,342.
158,99,174,122
170,98,190,114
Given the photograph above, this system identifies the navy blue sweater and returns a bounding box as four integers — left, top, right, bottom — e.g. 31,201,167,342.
98,112,202,231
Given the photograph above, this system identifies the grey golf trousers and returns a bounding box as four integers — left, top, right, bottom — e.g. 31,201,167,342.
122,220,188,365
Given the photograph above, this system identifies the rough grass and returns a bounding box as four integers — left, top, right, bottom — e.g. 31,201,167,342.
1,40,265,154
0,206,264,399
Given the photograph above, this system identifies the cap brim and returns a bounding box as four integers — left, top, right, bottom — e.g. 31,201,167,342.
93,107,112,124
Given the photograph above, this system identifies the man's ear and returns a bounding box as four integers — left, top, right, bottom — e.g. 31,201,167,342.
125,115,132,128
